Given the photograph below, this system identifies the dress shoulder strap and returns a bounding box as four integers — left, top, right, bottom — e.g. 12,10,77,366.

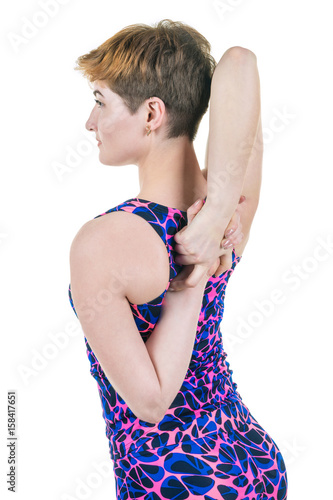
94,197,186,243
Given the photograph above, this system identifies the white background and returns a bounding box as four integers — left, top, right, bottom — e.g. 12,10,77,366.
1,0,332,498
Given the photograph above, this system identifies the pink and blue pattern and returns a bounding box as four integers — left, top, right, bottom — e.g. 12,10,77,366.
68,197,288,499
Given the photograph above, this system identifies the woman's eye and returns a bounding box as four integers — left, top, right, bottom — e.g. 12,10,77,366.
94,99,103,108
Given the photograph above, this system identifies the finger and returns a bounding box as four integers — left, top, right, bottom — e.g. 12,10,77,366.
174,226,187,245
220,230,240,250
214,253,233,276
168,264,195,291
174,242,190,255
186,198,204,225
231,232,244,246
216,241,235,257
220,228,244,251
224,212,240,238
227,221,242,239
173,199,203,246
171,264,208,291
223,222,243,246
174,253,200,266
207,257,221,276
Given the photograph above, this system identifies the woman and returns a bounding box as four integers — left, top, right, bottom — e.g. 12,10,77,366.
68,19,288,499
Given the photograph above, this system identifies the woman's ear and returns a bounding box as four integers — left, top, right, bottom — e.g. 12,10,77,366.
145,97,166,133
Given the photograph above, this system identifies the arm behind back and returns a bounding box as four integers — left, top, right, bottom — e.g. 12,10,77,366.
69,211,171,424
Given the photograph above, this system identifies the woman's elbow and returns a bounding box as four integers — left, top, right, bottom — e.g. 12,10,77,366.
215,47,257,71
137,405,164,425
133,389,165,424
225,46,257,60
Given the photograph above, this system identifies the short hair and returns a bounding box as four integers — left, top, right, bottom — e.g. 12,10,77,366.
75,19,216,142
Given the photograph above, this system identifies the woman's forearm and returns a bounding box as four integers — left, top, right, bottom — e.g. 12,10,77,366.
205,47,261,228
145,283,206,421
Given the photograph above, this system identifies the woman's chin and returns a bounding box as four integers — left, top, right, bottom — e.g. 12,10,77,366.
98,155,122,167
98,153,114,166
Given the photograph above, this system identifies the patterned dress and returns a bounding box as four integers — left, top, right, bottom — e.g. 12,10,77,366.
68,197,288,499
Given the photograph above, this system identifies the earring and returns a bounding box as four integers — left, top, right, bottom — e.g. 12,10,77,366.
146,126,152,136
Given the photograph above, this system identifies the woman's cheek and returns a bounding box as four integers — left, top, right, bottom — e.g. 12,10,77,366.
100,117,116,137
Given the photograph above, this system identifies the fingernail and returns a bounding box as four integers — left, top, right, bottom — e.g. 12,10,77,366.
194,199,201,206
225,228,235,237
223,241,233,249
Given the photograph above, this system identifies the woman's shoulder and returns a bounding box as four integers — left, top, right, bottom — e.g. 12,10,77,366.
70,210,153,256
70,210,170,304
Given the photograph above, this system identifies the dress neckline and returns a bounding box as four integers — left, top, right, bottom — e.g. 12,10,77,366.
124,196,207,216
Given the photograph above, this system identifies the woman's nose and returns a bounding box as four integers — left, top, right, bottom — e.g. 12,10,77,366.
85,109,96,132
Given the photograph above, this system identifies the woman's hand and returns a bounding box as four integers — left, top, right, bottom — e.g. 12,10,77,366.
169,197,244,291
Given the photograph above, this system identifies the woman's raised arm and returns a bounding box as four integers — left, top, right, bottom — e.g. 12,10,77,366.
205,46,260,220
172,46,262,289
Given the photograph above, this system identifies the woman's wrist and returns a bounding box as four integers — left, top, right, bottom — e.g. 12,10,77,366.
202,197,231,230
166,275,207,296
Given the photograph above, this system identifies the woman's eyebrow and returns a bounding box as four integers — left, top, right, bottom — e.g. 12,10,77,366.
93,90,104,98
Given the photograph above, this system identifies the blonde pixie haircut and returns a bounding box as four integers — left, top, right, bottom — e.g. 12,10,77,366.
75,19,216,142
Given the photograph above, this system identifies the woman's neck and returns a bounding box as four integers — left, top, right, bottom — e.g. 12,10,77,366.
136,136,207,212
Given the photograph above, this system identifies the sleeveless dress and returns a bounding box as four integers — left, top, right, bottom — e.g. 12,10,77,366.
68,197,288,500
